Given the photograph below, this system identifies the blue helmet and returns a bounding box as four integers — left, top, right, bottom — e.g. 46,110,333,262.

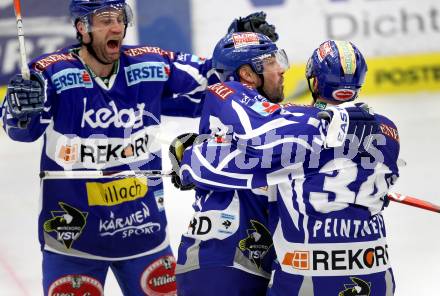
306,40,367,102
69,0,132,24
212,32,284,81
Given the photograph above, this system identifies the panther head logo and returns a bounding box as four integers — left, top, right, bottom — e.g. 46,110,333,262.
339,277,371,296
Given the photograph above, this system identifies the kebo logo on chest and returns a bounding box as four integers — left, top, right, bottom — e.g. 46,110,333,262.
81,97,145,129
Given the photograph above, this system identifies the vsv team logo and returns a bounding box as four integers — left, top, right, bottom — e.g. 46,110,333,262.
43,202,88,249
239,220,273,268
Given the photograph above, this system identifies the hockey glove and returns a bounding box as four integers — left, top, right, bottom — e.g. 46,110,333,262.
381,194,391,209
169,133,199,191
345,102,380,153
6,71,45,129
228,11,279,42
318,104,349,148
318,102,379,152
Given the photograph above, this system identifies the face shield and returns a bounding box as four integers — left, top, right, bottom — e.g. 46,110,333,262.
78,3,134,33
251,49,289,75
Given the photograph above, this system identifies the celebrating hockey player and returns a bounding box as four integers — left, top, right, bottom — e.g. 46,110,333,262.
0,0,279,294
171,32,289,296
267,40,400,296
174,39,400,295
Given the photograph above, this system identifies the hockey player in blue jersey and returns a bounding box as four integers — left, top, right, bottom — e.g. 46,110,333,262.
170,33,385,295
171,32,289,296
0,0,279,294
266,40,400,296
173,39,400,295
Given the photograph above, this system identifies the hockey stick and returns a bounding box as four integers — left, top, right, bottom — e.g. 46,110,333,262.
13,0,30,80
40,170,172,179
387,192,440,213
40,172,439,213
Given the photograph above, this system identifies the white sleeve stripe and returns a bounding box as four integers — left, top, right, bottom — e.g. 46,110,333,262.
174,62,208,88
252,136,313,151
307,117,320,127
217,149,241,170
207,68,220,80
172,93,202,104
172,83,206,97
232,100,252,132
278,182,300,230
231,101,299,140
192,145,253,180
180,164,251,189
179,143,254,188
171,63,209,101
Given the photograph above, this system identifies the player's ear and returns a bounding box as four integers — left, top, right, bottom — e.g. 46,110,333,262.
76,21,90,43
313,78,319,92
237,65,261,87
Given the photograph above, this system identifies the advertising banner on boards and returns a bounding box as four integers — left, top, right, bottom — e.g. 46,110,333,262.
0,0,438,102
191,0,440,99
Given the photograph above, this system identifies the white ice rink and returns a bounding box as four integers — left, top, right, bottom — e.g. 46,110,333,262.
0,93,439,295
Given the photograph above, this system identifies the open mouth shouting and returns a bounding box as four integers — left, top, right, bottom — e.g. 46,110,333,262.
106,38,121,55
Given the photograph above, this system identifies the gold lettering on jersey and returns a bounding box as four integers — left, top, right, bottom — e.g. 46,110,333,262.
379,123,400,143
86,177,147,206
34,53,76,71
124,46,175,60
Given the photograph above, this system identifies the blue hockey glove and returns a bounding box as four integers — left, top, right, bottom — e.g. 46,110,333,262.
6,71,45,129
228,11,279,42
381,194,391,209
318,102,379,152
169,133,199,191
345,102,380,153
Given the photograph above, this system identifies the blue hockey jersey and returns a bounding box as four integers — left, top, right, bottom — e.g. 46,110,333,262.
1,44,218,260
176,82,285,278
180,82,330,190
179,81,400,295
